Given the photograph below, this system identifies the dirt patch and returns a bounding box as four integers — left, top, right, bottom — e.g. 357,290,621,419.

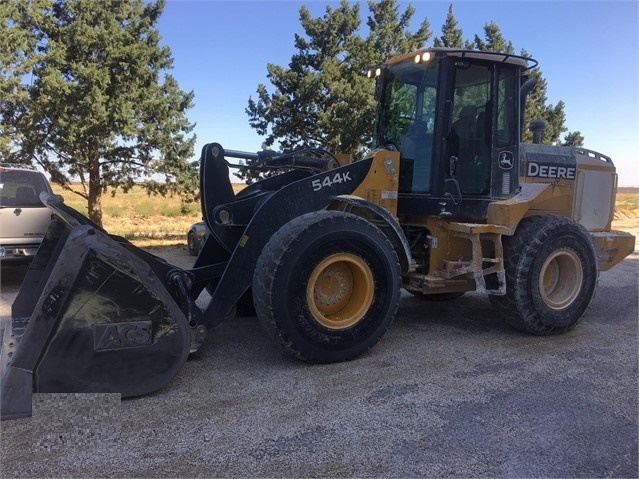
142,244,195,269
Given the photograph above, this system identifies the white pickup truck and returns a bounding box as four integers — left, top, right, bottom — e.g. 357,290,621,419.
0,164,53,263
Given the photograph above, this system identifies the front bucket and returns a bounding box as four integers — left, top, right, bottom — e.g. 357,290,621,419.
1,198,192,420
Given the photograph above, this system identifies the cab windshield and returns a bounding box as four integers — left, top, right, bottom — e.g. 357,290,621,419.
375,60,439,193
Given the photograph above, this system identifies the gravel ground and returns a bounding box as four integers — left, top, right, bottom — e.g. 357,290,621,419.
0,224,637,478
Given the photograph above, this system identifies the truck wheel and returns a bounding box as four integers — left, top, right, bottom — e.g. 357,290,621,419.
187,231,198,256
253,211,401,363
490,216,598,335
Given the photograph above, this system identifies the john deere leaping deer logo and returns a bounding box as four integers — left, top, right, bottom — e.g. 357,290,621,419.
498,151,514,169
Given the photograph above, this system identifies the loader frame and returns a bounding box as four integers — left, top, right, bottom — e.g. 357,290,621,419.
1,48,635,420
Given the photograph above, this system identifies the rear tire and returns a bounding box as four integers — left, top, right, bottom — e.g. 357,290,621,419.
253,211,401,363
490,216,598,335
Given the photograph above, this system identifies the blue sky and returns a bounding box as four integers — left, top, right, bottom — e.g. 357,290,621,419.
157,0,638,186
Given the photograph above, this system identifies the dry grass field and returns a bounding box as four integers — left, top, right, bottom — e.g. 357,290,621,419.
52,183,638,248
615,187,639,219
51,183,247,247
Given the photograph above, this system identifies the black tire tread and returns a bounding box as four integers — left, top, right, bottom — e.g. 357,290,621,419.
253,210,401,363
490,215,598,335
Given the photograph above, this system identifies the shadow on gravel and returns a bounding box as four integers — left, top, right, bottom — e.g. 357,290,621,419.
0,263,29,291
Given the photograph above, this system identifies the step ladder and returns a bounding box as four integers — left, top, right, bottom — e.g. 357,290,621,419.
443,222,510,295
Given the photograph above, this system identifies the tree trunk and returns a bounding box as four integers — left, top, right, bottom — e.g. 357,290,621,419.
88,155,103,228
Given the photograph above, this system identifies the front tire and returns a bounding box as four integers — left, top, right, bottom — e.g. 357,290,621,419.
490,216,598,335
253,211,401,363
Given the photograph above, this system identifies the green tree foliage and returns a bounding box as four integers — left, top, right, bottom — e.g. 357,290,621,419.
562,131,585,147
0,1,45,157
365,0,431,62
431,11,573,146
472,25,567,145
0,0,196,227
241,0,430,183
519,58,567,144
473,21,514,54
244,1,578,183
433,4,472,49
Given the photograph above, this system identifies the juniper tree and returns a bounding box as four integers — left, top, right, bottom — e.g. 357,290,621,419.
1,0,196,226
473,25,567,144
433,4,472,49
242,0,431,183
244,1,579,184
563,131,585,147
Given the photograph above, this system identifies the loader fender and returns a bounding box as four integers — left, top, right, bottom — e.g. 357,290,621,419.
329,195,412,274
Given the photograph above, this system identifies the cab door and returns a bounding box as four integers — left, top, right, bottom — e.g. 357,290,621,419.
438,59,520,219
445,60,493,198
395,56,520,221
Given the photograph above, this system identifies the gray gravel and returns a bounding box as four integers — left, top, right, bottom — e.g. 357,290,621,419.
0,245,637,478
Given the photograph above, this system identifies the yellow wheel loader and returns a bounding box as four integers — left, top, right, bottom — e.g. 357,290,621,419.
1,49,634,419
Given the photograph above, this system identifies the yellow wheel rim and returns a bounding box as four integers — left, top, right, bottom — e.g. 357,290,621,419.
539,249,583,310
306,253,375,330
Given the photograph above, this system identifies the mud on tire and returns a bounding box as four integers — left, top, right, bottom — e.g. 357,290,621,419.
253,210,401,363
490,215,598,335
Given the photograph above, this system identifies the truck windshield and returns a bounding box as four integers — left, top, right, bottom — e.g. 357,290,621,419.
0,170,49,208
375,59,440,193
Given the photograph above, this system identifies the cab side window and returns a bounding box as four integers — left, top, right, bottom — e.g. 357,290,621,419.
449,63,492,195
496,67,517,147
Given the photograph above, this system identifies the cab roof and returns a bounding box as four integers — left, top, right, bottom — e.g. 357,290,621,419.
386,48,537,70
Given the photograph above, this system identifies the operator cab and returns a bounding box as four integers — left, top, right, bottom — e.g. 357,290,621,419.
371,49,536,221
